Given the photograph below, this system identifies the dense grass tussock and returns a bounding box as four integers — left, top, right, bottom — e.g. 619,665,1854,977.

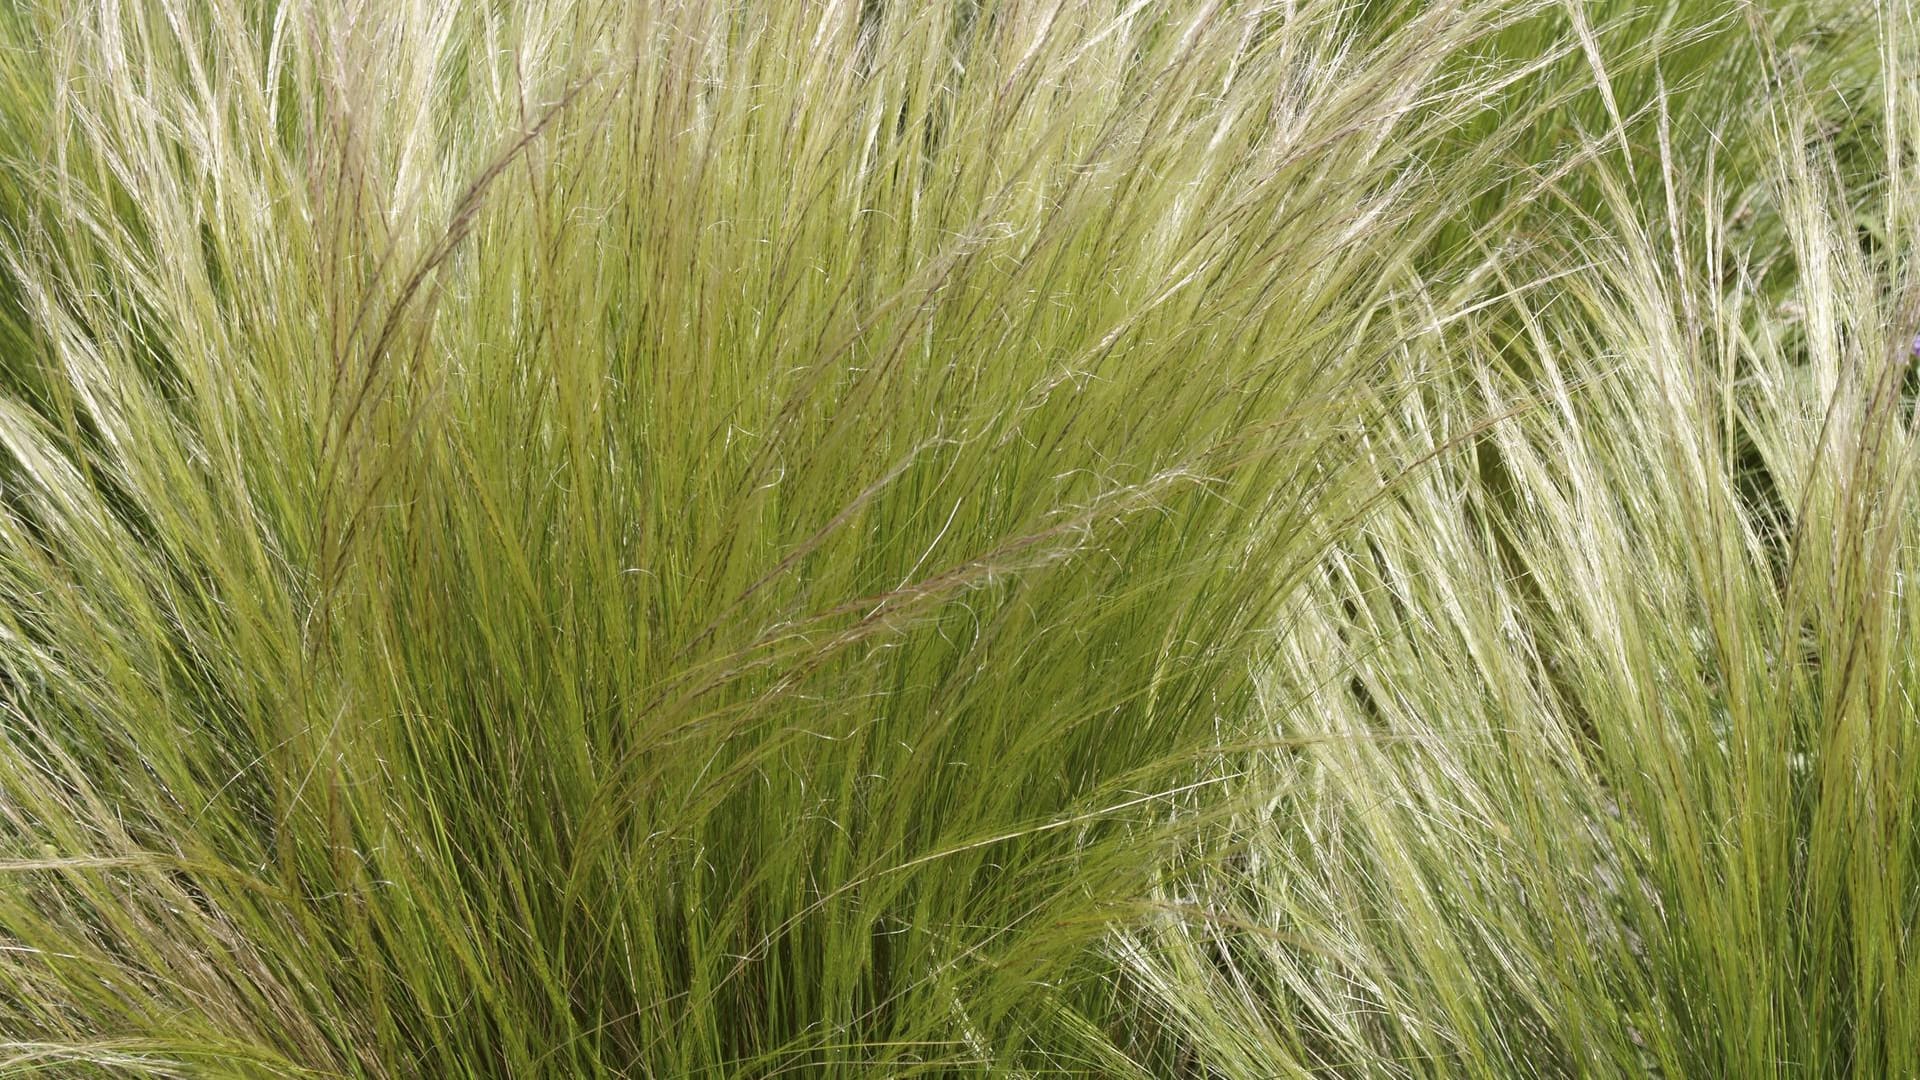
0,0,1912,1075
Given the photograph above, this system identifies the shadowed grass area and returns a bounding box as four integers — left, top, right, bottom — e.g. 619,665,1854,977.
0,0,1908,1076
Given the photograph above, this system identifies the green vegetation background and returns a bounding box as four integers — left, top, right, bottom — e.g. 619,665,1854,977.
0,0,1914,1075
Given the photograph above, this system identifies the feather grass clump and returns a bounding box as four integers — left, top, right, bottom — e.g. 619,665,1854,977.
0,0,1910,1076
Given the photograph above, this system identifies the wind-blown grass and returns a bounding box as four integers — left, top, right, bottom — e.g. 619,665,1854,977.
1119,21,1920,1075
0,0,1909,1076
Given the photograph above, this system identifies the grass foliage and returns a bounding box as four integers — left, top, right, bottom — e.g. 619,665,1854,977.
0,0,1913,1075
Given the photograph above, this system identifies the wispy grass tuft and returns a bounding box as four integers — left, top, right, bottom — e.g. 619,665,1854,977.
1116,9,1920,1075
0,0,1908,1076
